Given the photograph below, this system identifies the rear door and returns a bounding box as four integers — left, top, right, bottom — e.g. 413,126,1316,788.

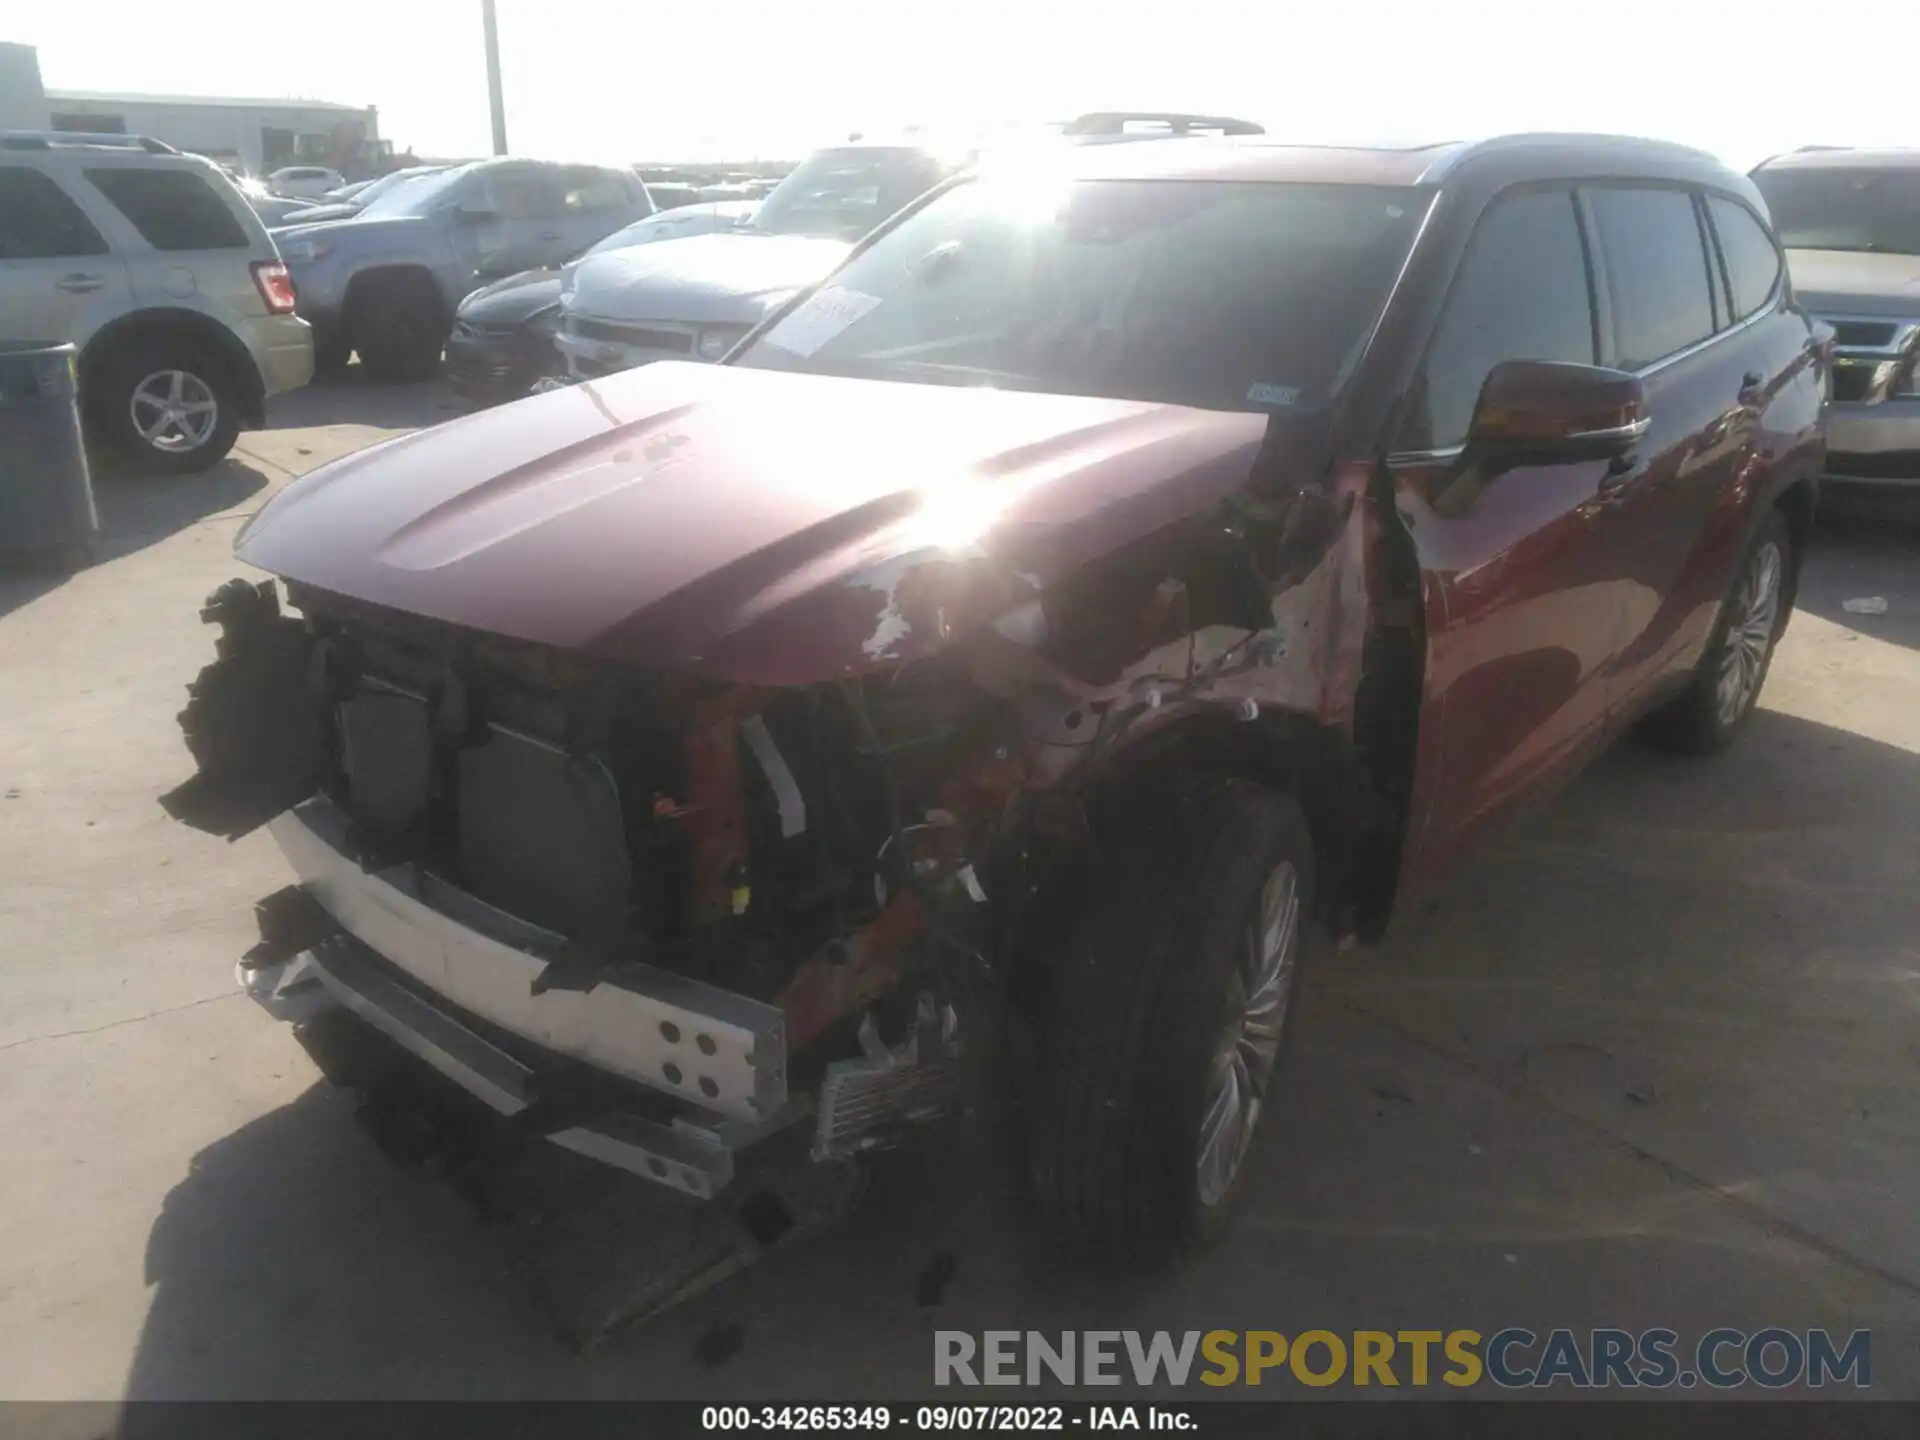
79,161,263,333
0,165,132,350
1389,186,1636,874
1576,184,1791,716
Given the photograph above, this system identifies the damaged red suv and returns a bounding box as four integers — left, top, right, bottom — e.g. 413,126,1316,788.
179,133,1825,1266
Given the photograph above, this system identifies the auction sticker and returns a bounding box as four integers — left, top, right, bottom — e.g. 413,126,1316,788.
764,286,882,357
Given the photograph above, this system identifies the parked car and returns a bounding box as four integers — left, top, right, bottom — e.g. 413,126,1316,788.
272,157,652,380
178,133,1822,1272
267,165,346,200
1752,148,1920,488
641,181,704,210
555,115,1265,383
286,166,450,227
444,202,760,409
0,130,313,473
555,138,972,380
245,191,325,227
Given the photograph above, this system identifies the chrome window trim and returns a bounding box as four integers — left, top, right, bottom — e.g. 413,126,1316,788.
1633,291,1775,379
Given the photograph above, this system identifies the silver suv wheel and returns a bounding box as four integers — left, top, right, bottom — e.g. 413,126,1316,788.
129,369,221,454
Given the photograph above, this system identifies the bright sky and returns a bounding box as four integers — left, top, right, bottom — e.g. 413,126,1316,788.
15,0,1913,169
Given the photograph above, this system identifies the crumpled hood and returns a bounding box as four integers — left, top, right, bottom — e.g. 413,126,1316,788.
456,268,564,325
235,362,1272,684
1786,249,1920,318
563,232,850,328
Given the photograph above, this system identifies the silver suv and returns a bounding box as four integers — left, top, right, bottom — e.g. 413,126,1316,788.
273,158,651,381
0,131,314,474
1753,148,1920,488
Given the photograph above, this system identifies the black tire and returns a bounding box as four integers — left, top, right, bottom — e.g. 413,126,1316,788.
311,326,352,377
1028,775,1314,1261
90,336,242,476
1640,508,1793,756
347,272,446,382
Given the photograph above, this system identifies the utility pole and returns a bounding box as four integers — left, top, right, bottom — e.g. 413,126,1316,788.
481,0,508,155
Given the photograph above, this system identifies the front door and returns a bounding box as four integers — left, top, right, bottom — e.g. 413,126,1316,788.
0,165,132,351
1388,185,1640,888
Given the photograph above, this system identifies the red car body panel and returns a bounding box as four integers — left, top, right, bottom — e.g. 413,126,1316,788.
236,362,1271,685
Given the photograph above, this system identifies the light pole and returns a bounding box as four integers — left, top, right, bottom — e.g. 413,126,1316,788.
482,0,508,155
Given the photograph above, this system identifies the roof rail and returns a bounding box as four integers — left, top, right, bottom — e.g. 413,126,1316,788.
1,130,179,154
1060,111,1266,140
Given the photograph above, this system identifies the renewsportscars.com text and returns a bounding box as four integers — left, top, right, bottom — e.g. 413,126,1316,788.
934,1328,1871,1390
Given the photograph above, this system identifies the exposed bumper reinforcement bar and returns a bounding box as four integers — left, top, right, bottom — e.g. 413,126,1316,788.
267,795,788,1123
242,937,738,1199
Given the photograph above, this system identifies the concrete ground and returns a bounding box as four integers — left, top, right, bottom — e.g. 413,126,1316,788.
1,376,1917,1402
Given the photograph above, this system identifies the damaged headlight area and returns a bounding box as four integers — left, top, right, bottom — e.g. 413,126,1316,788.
174,576,1034,1199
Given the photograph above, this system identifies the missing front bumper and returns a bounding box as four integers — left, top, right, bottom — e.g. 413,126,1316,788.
250,793,798,1197
243,938,742,1198
270,795,789,1123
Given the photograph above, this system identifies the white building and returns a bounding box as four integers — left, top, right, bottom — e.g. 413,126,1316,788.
0,43,385,179
44,89,385,179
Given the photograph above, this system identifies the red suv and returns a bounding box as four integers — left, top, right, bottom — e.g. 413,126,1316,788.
180,132,1825,1270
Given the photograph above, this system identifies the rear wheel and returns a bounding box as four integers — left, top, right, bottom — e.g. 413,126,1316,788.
1028,775,1313,1260
91,337,242,475
348,273,446,382
1641,508,1792,754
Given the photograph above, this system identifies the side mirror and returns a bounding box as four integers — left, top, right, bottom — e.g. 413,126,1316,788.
1467,359,1648,464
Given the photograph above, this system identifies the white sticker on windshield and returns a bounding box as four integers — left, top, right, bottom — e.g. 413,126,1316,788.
1246,382,1301,407
765,286,882,357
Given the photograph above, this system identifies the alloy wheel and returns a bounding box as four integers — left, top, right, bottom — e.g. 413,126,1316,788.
1714,540,1782,728
1196,860,1301,1208
130,370,219,453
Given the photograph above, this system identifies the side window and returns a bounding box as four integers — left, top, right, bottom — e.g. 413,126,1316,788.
1586,187,1716,369
561,165,632,215
84,168,249,251
0,166,110,259
483,166,562,220
1708,195,1782,322
1412,188,1595,450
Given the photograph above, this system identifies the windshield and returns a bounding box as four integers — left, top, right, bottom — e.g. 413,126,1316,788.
359,163,480,218
735,177,1428,414
1754,167,1920,255
750,147,951,240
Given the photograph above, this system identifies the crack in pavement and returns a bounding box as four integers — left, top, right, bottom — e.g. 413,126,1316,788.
1327,990,1920,1305
0,990,242,1054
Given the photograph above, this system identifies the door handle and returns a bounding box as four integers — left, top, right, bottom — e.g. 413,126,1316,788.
537,230,562,241
55,273,104,293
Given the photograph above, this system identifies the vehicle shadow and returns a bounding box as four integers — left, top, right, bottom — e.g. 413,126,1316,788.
1797,499,1920,651
0,459,267,622
259,366,451,432
117,707,1920,1402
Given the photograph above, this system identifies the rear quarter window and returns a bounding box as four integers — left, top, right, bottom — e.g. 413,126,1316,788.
85,167,251,251
1707,196,1782,322
1586,187,1716,369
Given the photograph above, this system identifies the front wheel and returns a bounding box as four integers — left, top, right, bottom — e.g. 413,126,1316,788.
1641,509,1792,755
1028,776,1314,1261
